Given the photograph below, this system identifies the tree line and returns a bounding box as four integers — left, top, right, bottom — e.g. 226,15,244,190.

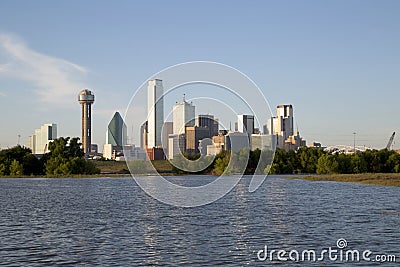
0,137,99,176
170,147,400,175
270,147,400,174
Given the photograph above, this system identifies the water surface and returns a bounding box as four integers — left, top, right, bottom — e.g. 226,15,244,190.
0,176,398,266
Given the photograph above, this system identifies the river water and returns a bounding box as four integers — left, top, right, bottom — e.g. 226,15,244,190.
0,176,398,266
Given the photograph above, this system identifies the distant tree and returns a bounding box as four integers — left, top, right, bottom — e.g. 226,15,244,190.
351,153,368,174
0,162,9,176
212,150,231,175
9,159,24,176
316,154,339,174
45,137,99,175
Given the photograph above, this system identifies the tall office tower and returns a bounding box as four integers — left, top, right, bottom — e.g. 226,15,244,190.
267,104,295,148
162,121,173,155
147,79,164,148
78,89,95,155
173,95,195,134
140,121,148,150
185,126,210,154
106,111,127,147
27,123,57,154
237,114,255,135
198,115,219,137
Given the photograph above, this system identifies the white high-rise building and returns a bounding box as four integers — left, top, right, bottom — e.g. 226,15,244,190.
147,79,164,148
173,95,195,134
267,105,305,150
26,123,57,154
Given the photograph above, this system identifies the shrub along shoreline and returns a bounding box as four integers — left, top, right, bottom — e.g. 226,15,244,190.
293,173,400,187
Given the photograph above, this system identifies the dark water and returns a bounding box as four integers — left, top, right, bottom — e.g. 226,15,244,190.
0,176,398,266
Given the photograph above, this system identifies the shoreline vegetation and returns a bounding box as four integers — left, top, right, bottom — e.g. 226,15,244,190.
293,173,400,187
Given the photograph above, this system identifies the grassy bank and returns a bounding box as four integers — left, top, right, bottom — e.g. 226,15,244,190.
296,173,400,187
93,160,173,174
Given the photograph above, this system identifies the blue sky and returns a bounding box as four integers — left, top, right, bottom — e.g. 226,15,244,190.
0,1,399,150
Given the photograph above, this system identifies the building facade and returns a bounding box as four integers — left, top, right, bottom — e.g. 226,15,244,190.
26,123,57,154
267,104,306,151
140,121,148,150
185,126,210,154
147,79,164,148
172,96,195,134
197,114,219,137
237,114,255,136
106,111,127,147
78,89,95,156
162,122,173,156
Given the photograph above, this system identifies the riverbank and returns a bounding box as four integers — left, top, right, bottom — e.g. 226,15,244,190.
295,173,400,187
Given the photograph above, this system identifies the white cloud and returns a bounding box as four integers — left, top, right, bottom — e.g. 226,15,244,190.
0,91,6,97
0,33,88,107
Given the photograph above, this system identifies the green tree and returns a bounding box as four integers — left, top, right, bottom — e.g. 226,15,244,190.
316,154,339,174
351,153,368,173
213,150,231,175
45,137,99,175
0,162,9,176
9,159,24,176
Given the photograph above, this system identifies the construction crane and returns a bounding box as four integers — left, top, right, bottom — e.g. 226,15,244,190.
386,132,395,150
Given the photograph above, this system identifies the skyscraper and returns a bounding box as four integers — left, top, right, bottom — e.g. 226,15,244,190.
78,89,95,155
106,111,127,147
237,114,255,136
268,104,305,150
26,123,57,154
198,114,219,137
147,79,164,148
162,121,173,155
140,121,148,150
173,95,195,134
268,105,294,148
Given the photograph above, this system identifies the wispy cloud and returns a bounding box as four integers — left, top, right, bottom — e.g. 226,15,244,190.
0,91,6,97
0,33,88,107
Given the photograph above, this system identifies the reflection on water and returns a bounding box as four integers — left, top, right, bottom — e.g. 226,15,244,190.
0,176,399,266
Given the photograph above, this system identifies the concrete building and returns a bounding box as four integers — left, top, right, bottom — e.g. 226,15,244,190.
268,105,294,148
78,89,95,156
103,144,146,161
251,134,274,151
199,138,213,155
237,115,254,136
284,131,307,150
173,95,195,134
197,115,218,137
168,133,186,159
106,112,127,147
267,104,306,151
147,79,164,148
140,121,148,150
162,122,173,156
124,145,147,161
90,144,99,154
212,135,225,149
185,126,210,154
224,131,250,153
309,141,322,148
146,147,165,160
26,123,57,154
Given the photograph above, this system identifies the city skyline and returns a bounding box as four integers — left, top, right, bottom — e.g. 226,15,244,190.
0,1,399,150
